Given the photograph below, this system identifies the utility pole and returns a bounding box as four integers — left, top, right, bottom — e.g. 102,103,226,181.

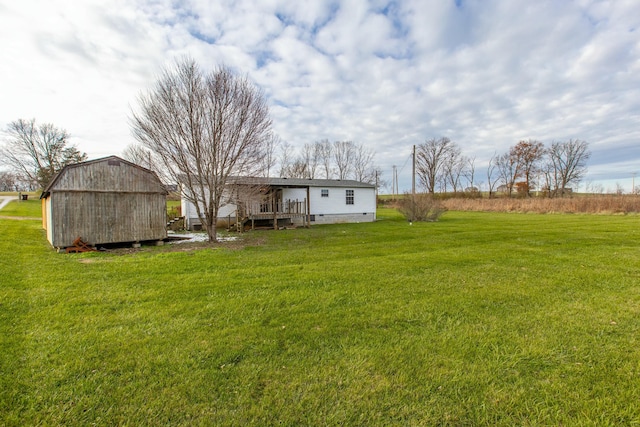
392,165,397,200
412,145,416,197
375,169,379,199
411,145,416,223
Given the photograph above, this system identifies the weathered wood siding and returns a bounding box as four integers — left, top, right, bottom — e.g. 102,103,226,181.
52,158,165,193
49,192,167,247
45,157,167,247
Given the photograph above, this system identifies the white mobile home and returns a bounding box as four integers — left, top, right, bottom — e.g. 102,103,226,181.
182,177,376,230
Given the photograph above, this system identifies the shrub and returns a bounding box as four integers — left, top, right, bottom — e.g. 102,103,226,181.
396,192,446,222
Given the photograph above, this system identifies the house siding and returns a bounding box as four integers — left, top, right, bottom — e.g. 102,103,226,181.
182,186,237,230
307,187,375,215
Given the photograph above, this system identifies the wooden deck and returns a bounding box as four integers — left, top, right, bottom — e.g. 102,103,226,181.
243,199,309,229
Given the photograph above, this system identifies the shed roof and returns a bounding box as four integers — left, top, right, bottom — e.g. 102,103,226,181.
41,155,168,198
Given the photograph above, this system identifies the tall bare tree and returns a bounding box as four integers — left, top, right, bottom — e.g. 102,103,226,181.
443,153,466,193
278,141,295,178
547,139,591,197
278,142,309,179
317,139,333,179
260,132,280,178
352,142,376,183
487,152,499,197
301,142,319,179
415,137,460,194
463,155,476,192
333,140,355,180
494,152,519,196
131,58,271,242
0,118,86,189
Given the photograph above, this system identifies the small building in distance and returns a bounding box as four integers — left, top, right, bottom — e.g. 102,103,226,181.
40,156,168,250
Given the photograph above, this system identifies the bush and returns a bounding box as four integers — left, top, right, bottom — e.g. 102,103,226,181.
396,193,446,222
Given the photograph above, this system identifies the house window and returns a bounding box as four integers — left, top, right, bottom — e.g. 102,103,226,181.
321,189,329,198
346,189,354,205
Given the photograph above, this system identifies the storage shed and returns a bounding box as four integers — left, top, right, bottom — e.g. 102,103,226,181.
40,156,168,249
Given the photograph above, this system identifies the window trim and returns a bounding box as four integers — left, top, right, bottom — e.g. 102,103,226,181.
346,189,354,205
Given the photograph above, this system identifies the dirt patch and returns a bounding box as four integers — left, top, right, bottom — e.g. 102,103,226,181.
81,234,264,255
162,236,263,252
78,258,102,264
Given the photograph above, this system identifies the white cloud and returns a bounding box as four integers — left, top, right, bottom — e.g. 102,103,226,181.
1,0,639,191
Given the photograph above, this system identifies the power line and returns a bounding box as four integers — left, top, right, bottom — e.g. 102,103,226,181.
397,150,412,175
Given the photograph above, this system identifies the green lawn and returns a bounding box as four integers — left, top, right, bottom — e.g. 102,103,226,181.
0,198,41,217
1,203,640,425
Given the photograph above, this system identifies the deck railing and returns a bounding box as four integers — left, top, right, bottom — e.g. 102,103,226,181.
245,198,307,218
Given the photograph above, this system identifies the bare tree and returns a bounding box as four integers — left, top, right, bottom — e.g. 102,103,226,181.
415,137,460,194
281,158,308,178
443,152,465,193
463,155,477,192
260,132,280,178
547,139,591,197
130,58,271,242
539,158,554,196
224,178,267,228
317,139,333,179
0,171,17,191
494,152,519,196
301,142,319,179
487,152,499,198
352,142,376,183
0,118,86,189
333,140,355,180
121,143,171,186
279,142,324,179
278,141,295,178
122,143,151,168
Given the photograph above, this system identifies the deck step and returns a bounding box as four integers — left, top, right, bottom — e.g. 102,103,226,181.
166,216,185,226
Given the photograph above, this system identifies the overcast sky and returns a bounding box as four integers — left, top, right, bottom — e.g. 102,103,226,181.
1,0,639,191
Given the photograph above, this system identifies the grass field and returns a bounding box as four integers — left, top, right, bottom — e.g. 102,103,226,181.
1,201,640,425
441,194,640,214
